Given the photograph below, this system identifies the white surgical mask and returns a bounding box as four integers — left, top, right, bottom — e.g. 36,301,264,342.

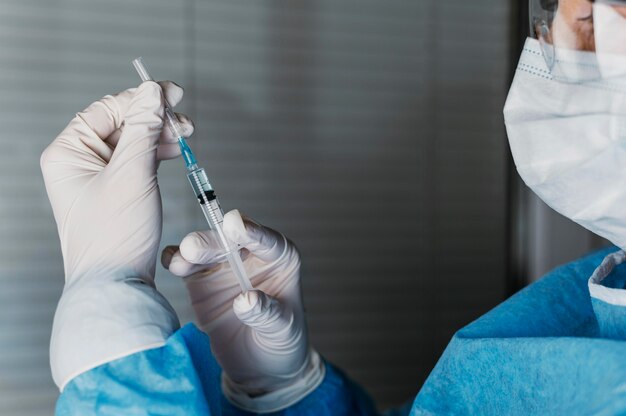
504,37,626,249
594,3,626,80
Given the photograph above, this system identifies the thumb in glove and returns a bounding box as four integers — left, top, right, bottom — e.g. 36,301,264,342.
233,290,302,355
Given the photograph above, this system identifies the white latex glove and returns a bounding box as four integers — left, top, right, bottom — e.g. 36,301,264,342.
161,210,325,413
41,81,194,390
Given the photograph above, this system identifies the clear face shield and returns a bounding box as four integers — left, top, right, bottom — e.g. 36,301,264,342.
530,0,626,82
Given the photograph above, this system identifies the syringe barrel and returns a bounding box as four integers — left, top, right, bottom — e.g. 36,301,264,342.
188,168,253,292
187,168,214,205
187,168,229,247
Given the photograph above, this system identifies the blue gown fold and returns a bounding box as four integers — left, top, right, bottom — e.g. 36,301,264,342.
412,246,626,415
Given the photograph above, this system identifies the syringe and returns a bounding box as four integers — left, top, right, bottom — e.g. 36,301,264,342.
132,57,253,293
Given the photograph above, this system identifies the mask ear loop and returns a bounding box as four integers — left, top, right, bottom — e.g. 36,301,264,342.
536,19,556,70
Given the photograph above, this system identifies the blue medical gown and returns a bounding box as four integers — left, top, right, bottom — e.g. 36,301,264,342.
58,247,626,415
56,323,378,416
411,246,626,415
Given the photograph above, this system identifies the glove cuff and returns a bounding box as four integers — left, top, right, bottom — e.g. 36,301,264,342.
50,278,180,391
222,348,326,414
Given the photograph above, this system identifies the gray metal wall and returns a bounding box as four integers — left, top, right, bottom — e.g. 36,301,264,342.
0,1,511,414
517,190,609,282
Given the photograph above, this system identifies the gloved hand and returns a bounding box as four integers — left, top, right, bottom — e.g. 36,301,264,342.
42,81,193,283
41,81,194,390
161,210,325,413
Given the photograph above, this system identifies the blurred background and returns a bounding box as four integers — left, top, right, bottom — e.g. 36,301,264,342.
0,0,609,414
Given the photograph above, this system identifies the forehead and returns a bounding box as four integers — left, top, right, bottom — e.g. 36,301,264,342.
556,0,592,13
542,0,626,20
541,0,626,9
